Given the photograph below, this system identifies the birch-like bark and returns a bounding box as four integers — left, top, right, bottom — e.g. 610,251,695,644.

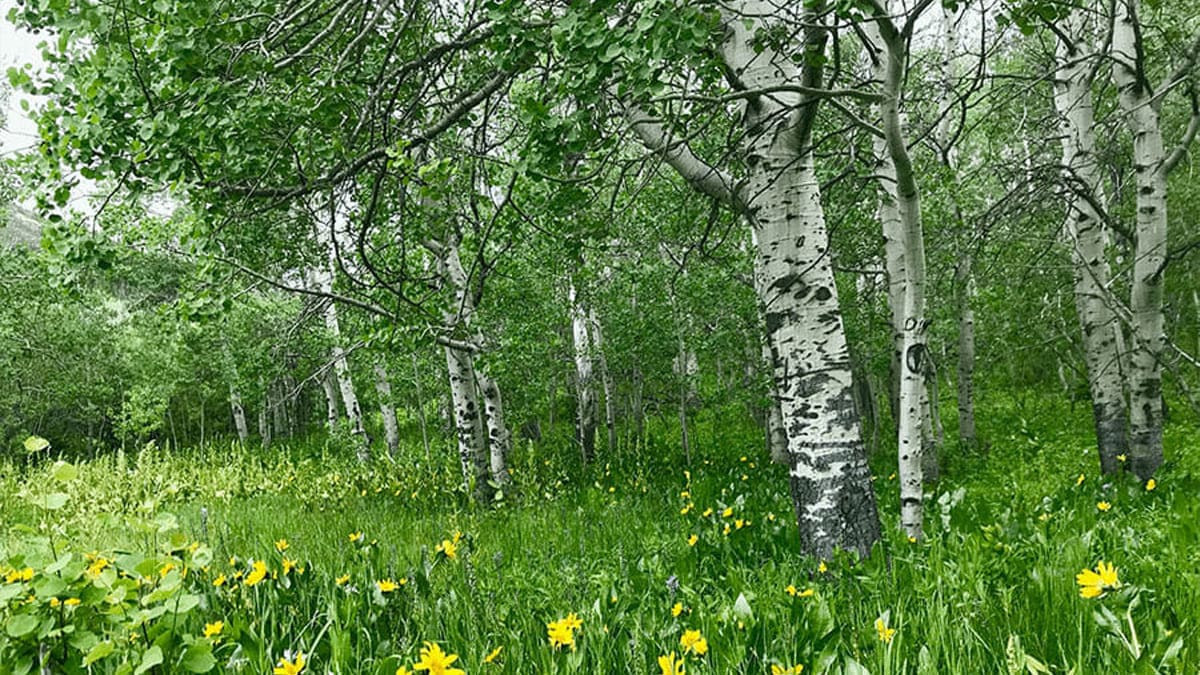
752,230,793,465
865,9,929,539
374,361,400,457
431,233,494,502
320,369,340,429
729,0,880,557
1056,9,1129,473
590,307,617,456
938,3,978,452
1112,0,1171,479
569,280,598,463
626,0,881,558
312,197,368,460
258,375,272,447
229,384,249,444
477,369,513,488
412,353,431,460
270,379,287,440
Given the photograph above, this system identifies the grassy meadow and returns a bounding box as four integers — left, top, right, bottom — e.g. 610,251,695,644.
1,394,1198,674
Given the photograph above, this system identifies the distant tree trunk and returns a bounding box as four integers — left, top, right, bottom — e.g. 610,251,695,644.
590,307,617,455
477,369,513,488
271,379,287,440
412,353,431,460
429,232,493,503
1111,0,1186,480
955,258,979,450
569,280,597,463
229,384,249,444
320,369,340,430
374,361,400,457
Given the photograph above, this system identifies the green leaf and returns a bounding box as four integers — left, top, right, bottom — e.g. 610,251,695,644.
179,643,216,672
84,641,115,666
6,614,39,638
26,492,69,510
24,436,50,453
135,645,163,675
51,460,78,482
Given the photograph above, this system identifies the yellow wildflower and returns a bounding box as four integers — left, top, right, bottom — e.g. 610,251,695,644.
203,621,224,638
680,629,708,656
377,579,400,593
722,507,733,518
397,668,412,675
213,574,227,587
5,567,34,583
875,617,896,643
436,539,458,560
672,602,683,617
547,620,575,650
818,561,827,573
1076,561,1120,599
282,558,298,575
349,532,364,543
159,562,176,578
563,612,583,631
658,651,685,675
49,597,61,607
772,665,804,675
413,642,464,675
1117,454,1127,462
1097,501,1112,512
86,557,109,577
702,508,713,518
723,524,731,536
273,652,305,675
483,646,502,664
1146,479,1156,491
1076,473,1085,486
336,574,351,586
688,534,698,547
64,598,80,607
274,539,289,553
244,560,268,587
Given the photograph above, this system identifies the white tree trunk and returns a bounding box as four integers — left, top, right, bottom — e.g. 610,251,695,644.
569,281,598,463
477,369,513,488
430,232,493,502
374,361,400,457
1056,8,1129,473
954,260,978,450
1112,0,1168,480
627,0,882,558
312,196,368,460
866,12,929,539
590,307,617,455
229,384,249,444
320,369,340,429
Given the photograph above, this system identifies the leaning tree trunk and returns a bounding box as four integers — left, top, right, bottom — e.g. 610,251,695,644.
868,9,930,539
1113,0,1168,480
374,361,400,458
1056,9,1129,474
476,369,513,488
569,280,598,464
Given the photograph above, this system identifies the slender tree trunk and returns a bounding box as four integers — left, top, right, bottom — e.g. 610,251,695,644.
412,353,431,460
867,11,930,539
477,369,513,488
445,344,490,499
590,307,618,456
955,259,979,450
320,369,340,430
430,232,494,503
271,379,287,440
229,384,249,444
1054,11,1129,474
374,361,400,457
569,280,598,463
1113,0,1170,479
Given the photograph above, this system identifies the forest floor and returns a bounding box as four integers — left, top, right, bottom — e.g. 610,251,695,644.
2,394,1198,674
